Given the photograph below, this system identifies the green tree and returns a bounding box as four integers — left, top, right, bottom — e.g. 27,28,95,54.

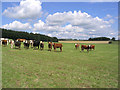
111,37,115,41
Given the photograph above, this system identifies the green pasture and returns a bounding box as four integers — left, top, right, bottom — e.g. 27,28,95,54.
2,41,118,88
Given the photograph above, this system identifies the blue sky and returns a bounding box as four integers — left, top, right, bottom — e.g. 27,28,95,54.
1,0,118,39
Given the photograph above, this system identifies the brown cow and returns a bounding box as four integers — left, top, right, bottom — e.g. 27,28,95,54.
75,43,80,49
2,40,7,46
17,39,26,42
90,45,95,50
53,43,63,52
81,45,91,52
48,42,52,51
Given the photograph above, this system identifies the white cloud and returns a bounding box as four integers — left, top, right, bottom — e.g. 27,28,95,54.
105,14,112,18
3,0,42,19
2,20,32,31
32,10,116,39
33,20,45,30
46,11,111,30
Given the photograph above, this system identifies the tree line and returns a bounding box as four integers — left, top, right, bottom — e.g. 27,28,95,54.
88,37,115,41
0,28,58,42
59,37,116,41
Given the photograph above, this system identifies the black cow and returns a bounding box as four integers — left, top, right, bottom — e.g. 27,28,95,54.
24,40,30,49
33,40,40,49
48,42,52,51
15,41,21,49
40,42,44,50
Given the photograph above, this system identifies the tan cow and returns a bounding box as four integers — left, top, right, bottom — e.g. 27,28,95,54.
53,43,63,52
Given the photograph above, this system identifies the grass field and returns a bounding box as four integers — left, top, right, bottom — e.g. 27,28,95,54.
2,41,118,88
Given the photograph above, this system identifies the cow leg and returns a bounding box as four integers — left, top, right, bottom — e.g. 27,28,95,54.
87,49,89,52
81,48,84,52
54,48,56,52
60,47,62,52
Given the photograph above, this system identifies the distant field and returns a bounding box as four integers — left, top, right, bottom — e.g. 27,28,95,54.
59,41,109,44
2,41,118,88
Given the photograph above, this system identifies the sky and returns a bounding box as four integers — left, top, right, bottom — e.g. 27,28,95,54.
0,0,118,40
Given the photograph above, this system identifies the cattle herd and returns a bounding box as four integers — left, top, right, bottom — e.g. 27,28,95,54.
1,39,95,52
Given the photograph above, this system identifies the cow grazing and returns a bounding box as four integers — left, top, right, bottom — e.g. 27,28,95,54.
40,41,44,50
23,40,30,49
75,43,80,49
15,41,21,49
33,40,40,49
53,43,63,52
48,42,52,51
81,45,91,52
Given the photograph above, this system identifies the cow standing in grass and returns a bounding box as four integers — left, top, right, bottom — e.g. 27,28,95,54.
48,42,52,51
24,40,30,49
2,40,8,46
30,40,34,48
90,45,95,50
15,40,21,49
53,43,63,52
33,40,40,49
81,45,91,52
40,41,44,50
75,43,80,49
10,40,14,48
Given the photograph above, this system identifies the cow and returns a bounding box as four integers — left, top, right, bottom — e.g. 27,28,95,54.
2,40,8,46
0,38,9,46
10,40,14,48
81,45,91,52
89,45,95,50
17,39,26,42
23,40,30,49
48,42,52,51
75,43,80,49
15,41,21,49
53,43,63,52
33,40,40,49
30,40,34,48
40,41,44,50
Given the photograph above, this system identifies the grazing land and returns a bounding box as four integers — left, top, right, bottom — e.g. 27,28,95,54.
2,41,118,88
